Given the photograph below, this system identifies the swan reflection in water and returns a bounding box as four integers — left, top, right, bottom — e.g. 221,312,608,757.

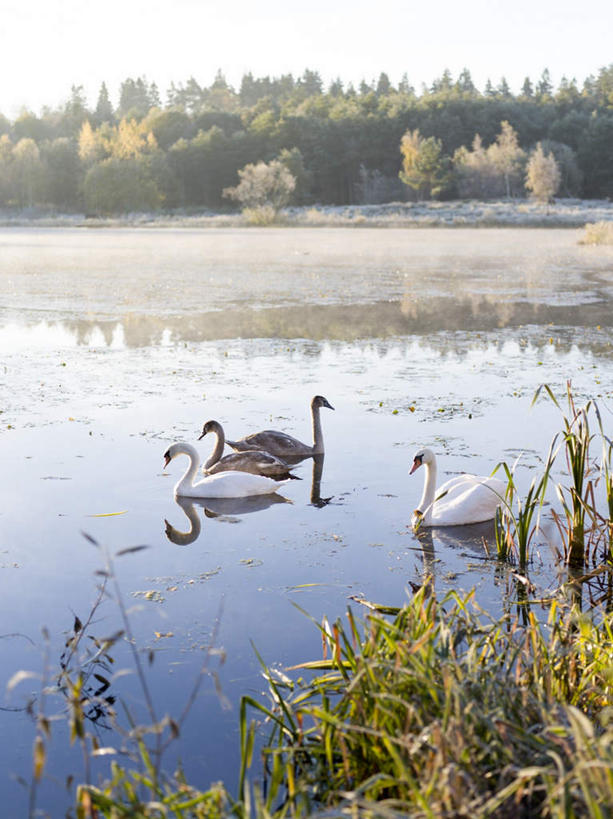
412,520,496,588
164,493,290,545
164,455,332,544
310,454,333,507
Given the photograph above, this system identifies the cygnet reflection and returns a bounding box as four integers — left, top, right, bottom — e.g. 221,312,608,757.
310,454,333,507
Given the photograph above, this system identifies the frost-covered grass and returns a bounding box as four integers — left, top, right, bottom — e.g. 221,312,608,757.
2,199,613,229
579,220,613,245
291,198,613,228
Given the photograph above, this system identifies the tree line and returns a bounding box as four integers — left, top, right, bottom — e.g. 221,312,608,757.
0,66,612,214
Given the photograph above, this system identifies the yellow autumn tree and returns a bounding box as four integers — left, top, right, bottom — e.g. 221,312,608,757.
525,142,561,203
78,120,109,165
399,129,450,200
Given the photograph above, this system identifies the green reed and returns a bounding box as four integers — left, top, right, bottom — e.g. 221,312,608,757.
494,441,556,571
594,404,613,561
18,550,613,819
239,589,613,819
533,382,599,567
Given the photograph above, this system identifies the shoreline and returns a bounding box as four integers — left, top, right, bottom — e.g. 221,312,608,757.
0,198,612,229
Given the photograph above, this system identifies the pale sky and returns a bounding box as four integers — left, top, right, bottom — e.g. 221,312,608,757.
1,0,612,117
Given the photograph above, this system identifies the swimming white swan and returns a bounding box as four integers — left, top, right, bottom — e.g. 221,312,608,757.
409,447,505,528
163,442,289,498
226,395,334,458
198,419,297,479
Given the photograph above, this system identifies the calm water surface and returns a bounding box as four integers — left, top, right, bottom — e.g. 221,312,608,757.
1,227,613,814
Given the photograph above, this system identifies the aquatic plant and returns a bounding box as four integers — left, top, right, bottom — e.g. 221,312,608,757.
534,382,598,567
240,589,613,818
594,406,613,562
494,442,556,570
15,544,613,818
10,534,229,819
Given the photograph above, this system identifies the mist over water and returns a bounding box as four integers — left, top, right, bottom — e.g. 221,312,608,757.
1,226,613,813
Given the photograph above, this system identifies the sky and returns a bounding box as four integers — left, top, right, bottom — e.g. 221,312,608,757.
1,0,612,116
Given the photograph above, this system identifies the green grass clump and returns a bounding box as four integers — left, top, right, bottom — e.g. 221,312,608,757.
241,588,613,818
579,221,613,245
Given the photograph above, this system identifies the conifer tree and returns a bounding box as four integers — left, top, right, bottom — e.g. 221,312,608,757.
94,82,114,124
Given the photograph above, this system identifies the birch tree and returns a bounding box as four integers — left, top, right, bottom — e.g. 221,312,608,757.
525,143,561,202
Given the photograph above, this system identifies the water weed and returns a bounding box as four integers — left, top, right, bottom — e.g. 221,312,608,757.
241,589,613,818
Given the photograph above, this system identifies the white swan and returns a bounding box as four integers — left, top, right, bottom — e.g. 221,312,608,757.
409,447,505,528
226,395,334,458
163,443,289,498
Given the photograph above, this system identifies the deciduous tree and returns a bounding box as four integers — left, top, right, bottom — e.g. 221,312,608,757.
223,159,296,211
488,121,525,197
525,142,561,202
399,129,450,200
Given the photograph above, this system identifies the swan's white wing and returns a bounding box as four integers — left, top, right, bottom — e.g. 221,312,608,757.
180,471,289,499
431,475,505,526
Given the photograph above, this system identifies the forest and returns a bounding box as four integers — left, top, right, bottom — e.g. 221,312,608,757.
0,65,612,214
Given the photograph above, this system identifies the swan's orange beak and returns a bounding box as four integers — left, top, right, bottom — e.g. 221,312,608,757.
409,459,421,475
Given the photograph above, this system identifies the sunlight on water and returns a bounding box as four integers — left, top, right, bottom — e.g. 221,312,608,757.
0,320,127,350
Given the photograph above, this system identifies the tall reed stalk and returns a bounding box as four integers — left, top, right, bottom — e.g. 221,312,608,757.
594,404,613,562
533,382,597,567
239,589,613,818
494,441,556,571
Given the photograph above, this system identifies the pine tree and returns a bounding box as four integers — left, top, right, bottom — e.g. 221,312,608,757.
94,83,114,124
376,72,391,96
537,68,553,98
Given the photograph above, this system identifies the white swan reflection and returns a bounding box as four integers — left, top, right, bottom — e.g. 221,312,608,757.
412,520,496,586
164,493,290,545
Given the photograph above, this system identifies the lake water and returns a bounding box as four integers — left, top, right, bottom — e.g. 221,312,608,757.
1,227,613,815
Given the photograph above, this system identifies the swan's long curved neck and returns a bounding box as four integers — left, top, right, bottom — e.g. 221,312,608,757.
204,427,225,470
311,405,324,453
166,501,201,545
175,448,201,495
417,461,438,525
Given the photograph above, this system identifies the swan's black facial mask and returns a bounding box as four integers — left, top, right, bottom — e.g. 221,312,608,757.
409,454,423,475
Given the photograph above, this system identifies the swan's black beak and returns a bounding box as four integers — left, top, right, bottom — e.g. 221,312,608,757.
198,430,207,440
163,452,171,468
323,399,334,410
409,456,422,475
